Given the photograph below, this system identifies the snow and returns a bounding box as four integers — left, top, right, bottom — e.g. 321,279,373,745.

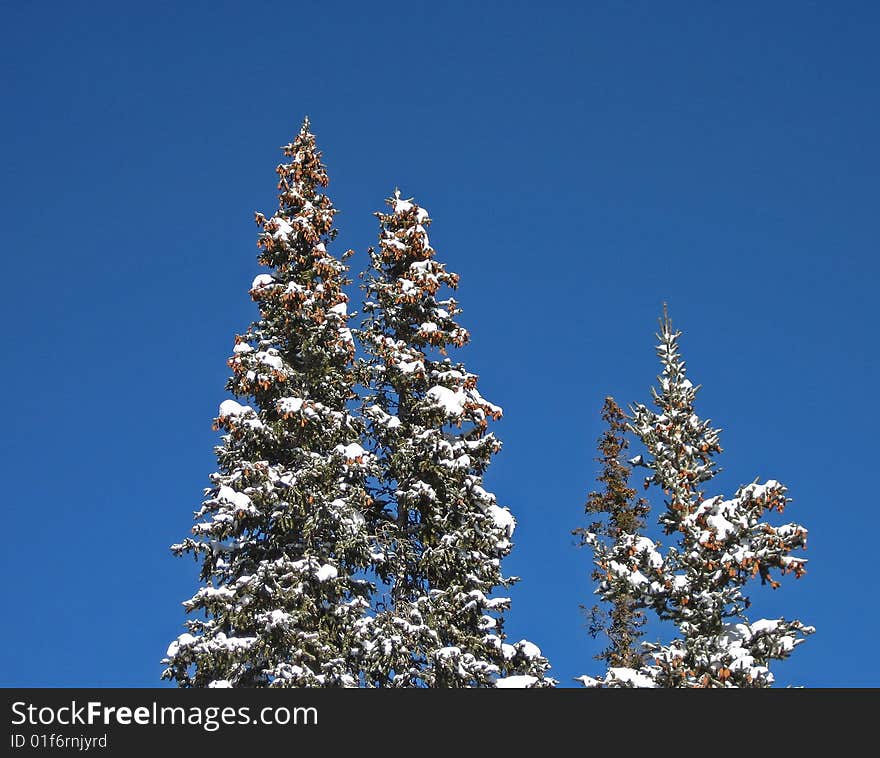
470,483,496,504
426,385,466,417
631,536,663,568
396,359,424,374
707,511,736,540
608,667,657,688
495,675,538,688
336,442,365,460
413,225,429,243
718,623,751,647
217,486,252,512
468,388,502,418
272,217,294,239
251,274,275,289
740,479,784,503
315,564,338,582
277,397,305,414
207,680,233,688
409,480,437,500
392,197,428,222
485,597,510,610
388,353,418,373
365,405,402,429
256,351,284,370
629,570,649,586
711,622,788,680
609,561,629,577
218,399,251,418
165,633,196,658
263,609,294,630
233,342,253,354
517,640,542,659
329,302,347,316
488,505,516,536
190,583,236,601
749,619,781,635
340,505,365,533
393,198,413,215
383,236,406,251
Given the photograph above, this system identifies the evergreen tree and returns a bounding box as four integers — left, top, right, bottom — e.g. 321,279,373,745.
574,397,649,671
580,310,813,687
356,192,553,687
162,119,376,687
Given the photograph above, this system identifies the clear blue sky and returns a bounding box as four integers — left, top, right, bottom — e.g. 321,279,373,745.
1,1,877,687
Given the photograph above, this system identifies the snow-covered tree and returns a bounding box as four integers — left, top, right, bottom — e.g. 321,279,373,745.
356,191,553,687
574,397,649,671
580,310,813,688
162,119,377,687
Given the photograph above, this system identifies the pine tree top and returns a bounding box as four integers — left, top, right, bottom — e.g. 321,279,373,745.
582,397,649,538
630,311,723,530
581,309,814,688
576,396,649,671
356,191,553,687
163,120,374,689
364,191,469,355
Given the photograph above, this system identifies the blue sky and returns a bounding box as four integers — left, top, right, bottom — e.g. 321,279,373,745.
1,1,877,687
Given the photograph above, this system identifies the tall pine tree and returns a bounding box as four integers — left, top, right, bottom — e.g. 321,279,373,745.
162,119,376,687
356,192,553,687
575,397,649,671
581,310,813,687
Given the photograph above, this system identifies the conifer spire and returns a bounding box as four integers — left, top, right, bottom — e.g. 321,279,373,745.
162,120,375,688
575,397,649,671
357,191,553,687
580,311,812,688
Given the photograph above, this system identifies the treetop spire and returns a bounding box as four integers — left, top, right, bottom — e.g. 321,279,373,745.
583,310,812,687
163,121,372,688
